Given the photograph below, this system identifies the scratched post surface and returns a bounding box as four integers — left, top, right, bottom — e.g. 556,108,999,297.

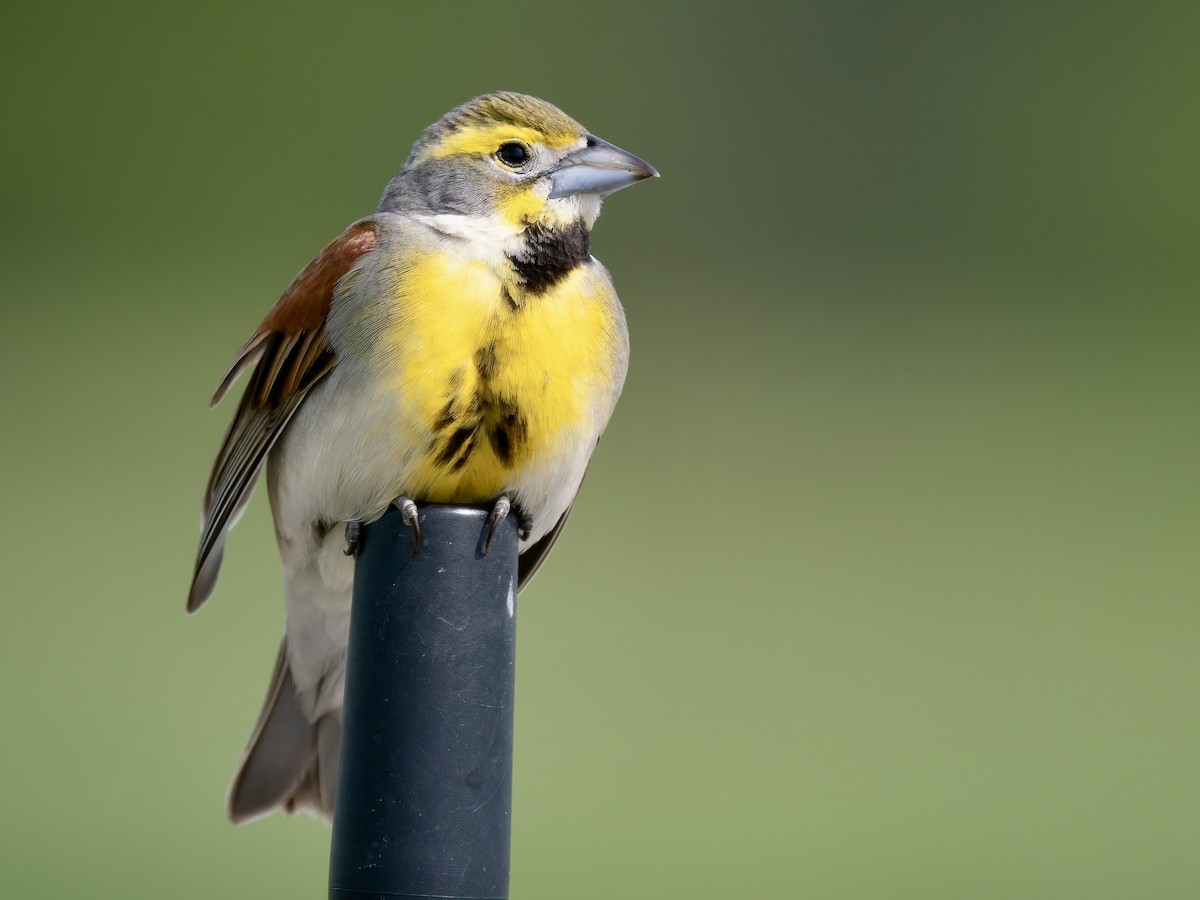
329,504,519,900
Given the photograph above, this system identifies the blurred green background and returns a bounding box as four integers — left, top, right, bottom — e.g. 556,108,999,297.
2,2,1197,897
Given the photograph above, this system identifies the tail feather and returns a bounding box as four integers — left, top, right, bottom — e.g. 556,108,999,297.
227,642,341,823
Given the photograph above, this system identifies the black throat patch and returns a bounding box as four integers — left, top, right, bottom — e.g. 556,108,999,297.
509,220,591,295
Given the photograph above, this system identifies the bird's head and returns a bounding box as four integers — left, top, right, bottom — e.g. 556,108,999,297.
379,92,658,234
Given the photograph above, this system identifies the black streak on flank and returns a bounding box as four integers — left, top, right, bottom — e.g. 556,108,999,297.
437,425,477,467
432,344,530,471
510,220,590,295
474,343,500,381
433,399,457,432
449,433,477,472
487,401,529,468
433,365,468,432
489,425,513,467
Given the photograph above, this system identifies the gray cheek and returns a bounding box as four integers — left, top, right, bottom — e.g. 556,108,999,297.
378,160,500,217
420,161,499,216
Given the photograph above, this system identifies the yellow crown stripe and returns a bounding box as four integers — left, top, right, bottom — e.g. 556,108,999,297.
425,124,580,161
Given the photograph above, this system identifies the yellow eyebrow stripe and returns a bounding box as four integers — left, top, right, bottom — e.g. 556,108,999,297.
425,124,580,160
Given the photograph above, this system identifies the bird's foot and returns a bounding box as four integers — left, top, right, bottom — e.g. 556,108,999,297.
516,505,533,541
483,496,510,555
483,495,532,555
391,497,422,555
343,519,362,557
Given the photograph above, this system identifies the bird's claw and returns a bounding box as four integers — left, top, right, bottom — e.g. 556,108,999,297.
343,519,362,557
483,496,510,555
516,509,533,541
391,497,421,556
483,495,531,554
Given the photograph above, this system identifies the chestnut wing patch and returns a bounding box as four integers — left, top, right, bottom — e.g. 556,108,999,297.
188,219,379,612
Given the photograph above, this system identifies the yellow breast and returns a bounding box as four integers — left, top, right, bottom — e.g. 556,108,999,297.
377,248,622,504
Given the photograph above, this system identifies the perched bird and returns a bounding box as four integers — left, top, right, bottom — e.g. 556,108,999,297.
188,92,657,823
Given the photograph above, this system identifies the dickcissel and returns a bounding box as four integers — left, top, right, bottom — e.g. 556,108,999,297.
187,92,657,823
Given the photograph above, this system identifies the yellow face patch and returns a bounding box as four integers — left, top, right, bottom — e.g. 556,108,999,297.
494,185,548,228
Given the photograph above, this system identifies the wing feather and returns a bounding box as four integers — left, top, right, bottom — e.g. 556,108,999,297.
518,502,574,591
188,219,379,612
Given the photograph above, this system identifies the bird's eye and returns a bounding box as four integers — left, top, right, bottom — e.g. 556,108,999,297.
495,142,531,169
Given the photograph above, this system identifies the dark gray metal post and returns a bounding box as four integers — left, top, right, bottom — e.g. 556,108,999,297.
329,503,519,900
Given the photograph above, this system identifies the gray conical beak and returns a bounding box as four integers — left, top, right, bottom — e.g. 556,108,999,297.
548,136,659,199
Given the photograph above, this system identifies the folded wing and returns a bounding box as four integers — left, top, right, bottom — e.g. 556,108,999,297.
188,219,379,612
